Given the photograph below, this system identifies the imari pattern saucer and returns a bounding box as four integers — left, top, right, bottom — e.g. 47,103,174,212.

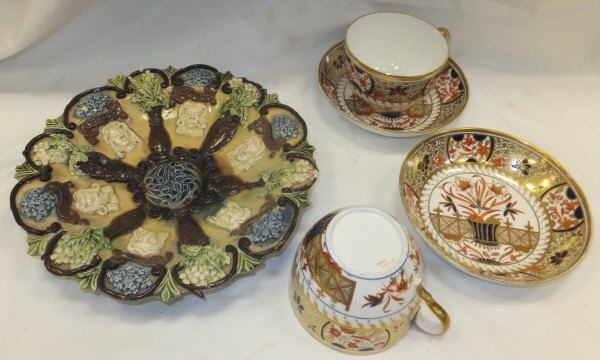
400,128,591,285
10,64,318,303
318,42,468,137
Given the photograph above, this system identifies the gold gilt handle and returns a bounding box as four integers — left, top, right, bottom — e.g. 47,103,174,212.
437,27,451,45
414,284,450,335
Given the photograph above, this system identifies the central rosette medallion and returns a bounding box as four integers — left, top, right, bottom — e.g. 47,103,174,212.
142,160,203,209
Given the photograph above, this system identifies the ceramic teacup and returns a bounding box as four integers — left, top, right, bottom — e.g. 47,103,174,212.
344,12,450,113
289,206,449,355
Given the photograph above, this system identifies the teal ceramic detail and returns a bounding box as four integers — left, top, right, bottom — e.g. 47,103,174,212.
143,160,203,209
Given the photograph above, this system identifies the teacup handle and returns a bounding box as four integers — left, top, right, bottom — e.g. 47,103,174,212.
437,27,451,45
414,285,450,335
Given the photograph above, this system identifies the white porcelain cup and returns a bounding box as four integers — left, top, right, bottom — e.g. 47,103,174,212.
289,206,449,355
344,12,451,113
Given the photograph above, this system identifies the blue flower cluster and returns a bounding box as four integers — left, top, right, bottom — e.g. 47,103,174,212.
107,265,153,296
73,93,112,119
181,68,217,87
143,160,202,209
251,204,293,245
271,114,299,139
19,187,57,223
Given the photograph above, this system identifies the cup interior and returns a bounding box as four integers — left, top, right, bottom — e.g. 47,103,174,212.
346,12,448,77
325,207,408,279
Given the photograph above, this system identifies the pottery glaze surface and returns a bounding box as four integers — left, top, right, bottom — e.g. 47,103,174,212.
400,128,591,285
290,207,448,355
10,64,318,303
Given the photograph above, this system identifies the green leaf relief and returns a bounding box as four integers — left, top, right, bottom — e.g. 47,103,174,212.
259,161,295,197
130,71,169,111
67,145,93,176
176,244,231,287
258,159,317,198
283,190,311,209
258,92,279,110
219,78,260,127
15,162,39,179
44,116,69,132
236,250,262,274
77,262,103,291
155,269,181,303
108,74,128,90
161,66,178,82
218,71,233,90
50,227,110,269
286,140,315,158
27,233,53,256
46,133,73,163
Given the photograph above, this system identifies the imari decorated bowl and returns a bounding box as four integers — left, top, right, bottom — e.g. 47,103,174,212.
10,64,318,302
400,128,591,285
290,207,448,355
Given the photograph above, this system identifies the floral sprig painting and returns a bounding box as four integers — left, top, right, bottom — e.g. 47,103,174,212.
362,270,412,313
439,175,523,223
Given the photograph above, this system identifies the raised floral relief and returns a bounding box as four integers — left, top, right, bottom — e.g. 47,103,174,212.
220,77,261,127
50,227,110,270
73,93,112,119
177,244,231,287
175,102,209,137
126,227,168,258
100,121,142,158
206,199,252,231
19,187,57,223
226,136,266,174
181,68,217,87
260,158,317,196
31,134,92,176
107,265,153,296
72,183,119,216
251,204,294,245
270,114,299,139
11,64,317,302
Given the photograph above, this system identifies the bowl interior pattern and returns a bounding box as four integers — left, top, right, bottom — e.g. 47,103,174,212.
400,129,590,284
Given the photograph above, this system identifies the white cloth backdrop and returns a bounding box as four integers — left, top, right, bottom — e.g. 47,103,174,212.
0,1,598,359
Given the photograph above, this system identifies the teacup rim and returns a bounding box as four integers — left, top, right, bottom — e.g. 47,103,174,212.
345,11,449,80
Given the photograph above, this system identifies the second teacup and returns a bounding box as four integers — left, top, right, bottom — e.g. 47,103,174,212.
289,206,449,355
344,12,450,113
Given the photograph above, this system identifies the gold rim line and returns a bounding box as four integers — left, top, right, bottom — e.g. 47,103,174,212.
344,11,450,80
317,41,470,136
414,285,450,335
398,127,593,285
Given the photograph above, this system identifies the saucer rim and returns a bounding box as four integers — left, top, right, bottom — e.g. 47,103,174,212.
399,127,593,286
318,41,470,137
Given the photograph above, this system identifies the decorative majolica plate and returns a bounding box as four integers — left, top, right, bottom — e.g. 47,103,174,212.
318,42,468,137
400,128,590,284
10,65,318,302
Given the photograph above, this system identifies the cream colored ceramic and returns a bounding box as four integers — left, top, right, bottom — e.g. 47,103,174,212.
400,128,592,285
344,12,451,113
289,206,449,355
